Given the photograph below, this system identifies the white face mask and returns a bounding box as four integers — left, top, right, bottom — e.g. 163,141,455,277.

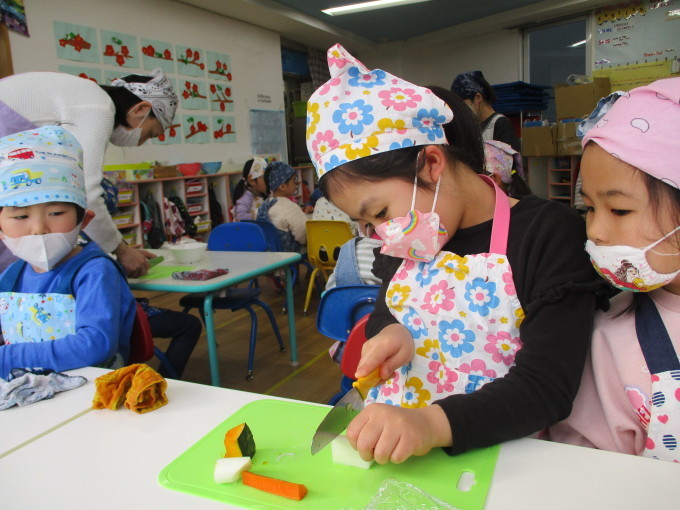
1,225,82,271
109,110,150,147
585,225,680,292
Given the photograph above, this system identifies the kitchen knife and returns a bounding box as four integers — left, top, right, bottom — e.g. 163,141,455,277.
310,368,382,455
148,256,164,268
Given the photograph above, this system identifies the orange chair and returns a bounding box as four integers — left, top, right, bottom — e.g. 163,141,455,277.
128,302,177,379
303,220,354,315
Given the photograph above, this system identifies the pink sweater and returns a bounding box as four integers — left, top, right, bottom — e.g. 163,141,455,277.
550,288,680,455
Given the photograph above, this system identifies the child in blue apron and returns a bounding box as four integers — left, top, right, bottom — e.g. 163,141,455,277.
550,78,680,462
0,126,136,379
306,44,604,463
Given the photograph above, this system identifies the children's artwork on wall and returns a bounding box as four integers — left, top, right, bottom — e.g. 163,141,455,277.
183,115,210,144
206,51,232,82
2,0,28,36
140,38,175,74
58,64,102,84
209,82,234,112
103,69,134,85
180,79,209,110
212,116,236,143
100,30,138,68
153,122,183,145
176,45,206,77
250,109,287,160
53,21,99,63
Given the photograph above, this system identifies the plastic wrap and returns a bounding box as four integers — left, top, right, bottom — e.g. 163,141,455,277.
363,479,460,510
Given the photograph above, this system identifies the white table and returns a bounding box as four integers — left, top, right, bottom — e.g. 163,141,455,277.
1,367,678,509
128,250,302,386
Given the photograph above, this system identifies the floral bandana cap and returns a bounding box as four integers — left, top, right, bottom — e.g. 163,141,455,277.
249,157,267,180
306,44,453,179
0,126,86,209
581,76,680,189
267,161,296,191
111,67,179,130
483,140,523,184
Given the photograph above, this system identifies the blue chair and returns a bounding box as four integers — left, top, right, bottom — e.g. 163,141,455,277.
178,223,286,381
316,284,380,403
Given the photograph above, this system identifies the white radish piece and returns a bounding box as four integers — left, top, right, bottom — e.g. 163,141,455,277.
213,456,252,484
331,435,374,469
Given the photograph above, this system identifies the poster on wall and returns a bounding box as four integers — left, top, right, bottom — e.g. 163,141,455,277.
594,60,673,90
103,69,136,85
211,116,236,143
53,21,99,63
249,110,287,162
206,51,232,81
140,38,175,74
176,45,206,77
593,0,679,68
183,115,210,144
100,30,138,68
58,64,102,84
179,79,209,110
1,0,28,36
153,122,182,145
209,82,234,112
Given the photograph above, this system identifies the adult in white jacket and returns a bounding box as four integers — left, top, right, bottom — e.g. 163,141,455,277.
0,68,178,276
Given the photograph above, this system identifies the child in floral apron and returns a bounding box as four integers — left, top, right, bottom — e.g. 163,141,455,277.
0,126,136,379
550,78,680,462
306,44,604,464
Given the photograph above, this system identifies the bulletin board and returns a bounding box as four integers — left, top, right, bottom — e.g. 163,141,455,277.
249,109,288,163
593,0,679,68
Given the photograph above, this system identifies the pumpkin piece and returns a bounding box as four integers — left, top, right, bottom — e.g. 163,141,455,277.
224,422,256,458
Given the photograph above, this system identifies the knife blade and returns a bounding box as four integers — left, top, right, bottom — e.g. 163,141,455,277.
311,368,381,455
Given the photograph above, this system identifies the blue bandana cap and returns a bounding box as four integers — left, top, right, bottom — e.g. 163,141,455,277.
451,71,485,100
0,126,87,209
267,161,296,192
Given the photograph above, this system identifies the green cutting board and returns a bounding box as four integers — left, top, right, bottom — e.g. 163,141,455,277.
159,399,499,509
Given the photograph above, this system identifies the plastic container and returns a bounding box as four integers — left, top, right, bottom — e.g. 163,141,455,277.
177,163,202,177
168,242,207,264
117,189,134,203
112,213,133,226
201,161,222,174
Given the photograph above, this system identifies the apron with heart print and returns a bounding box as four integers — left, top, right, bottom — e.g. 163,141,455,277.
365,177,525,407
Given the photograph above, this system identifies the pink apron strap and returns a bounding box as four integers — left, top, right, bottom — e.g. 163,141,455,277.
479,175,510,256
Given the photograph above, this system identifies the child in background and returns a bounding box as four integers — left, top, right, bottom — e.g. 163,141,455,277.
483,140,531,198
325,228,383,290
550,78,680,462
231,157,267,221
307,44,603,463
0,126,136,378
312,195,360,236
256,162,307,252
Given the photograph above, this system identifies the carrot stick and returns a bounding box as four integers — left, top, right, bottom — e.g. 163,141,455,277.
241,471,308,501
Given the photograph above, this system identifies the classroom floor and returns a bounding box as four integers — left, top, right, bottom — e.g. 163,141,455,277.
133,274,343,405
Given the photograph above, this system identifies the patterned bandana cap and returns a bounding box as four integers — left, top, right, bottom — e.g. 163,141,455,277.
582,77,680,189
249,157,267,180
111,67,178,130
0,126,86,208
267,161,296,191
483,140,524,184
450,71,485,101
306,44,453,179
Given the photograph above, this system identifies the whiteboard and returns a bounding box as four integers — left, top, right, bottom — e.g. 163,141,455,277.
249,109,288,163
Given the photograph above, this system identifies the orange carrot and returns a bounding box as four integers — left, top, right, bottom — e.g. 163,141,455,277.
241,471,308,501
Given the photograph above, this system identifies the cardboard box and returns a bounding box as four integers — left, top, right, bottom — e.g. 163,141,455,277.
554,77,611,120
556,122,583,156
521,125,556,157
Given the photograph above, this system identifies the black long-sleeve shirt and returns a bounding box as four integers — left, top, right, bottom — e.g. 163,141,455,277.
366,195,605,455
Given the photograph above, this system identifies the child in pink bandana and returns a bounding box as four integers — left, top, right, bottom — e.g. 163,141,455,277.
550,77,680,462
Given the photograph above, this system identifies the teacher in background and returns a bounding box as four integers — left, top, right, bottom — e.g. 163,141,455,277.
451,70,521,153
0,68,178,277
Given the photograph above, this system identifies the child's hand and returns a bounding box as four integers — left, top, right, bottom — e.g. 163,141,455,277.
355,323,413,382
346,404,452,464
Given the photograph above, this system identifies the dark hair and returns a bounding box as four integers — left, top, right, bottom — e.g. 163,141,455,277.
451,71,496,103
318,86,485,201
232,159,254,204
100,74,155,128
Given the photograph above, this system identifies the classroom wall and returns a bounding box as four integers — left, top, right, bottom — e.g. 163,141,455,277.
7,0,285,171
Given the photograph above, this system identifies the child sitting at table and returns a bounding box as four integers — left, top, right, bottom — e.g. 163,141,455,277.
0,126,136,379
256,162,307,252
231,157,268,221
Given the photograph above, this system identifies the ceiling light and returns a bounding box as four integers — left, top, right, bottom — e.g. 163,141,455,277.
568,39,587,48
322,0,431,16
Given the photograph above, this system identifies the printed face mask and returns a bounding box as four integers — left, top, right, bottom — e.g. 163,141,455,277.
375,168,448,262
1,225,82,272
109,109,150,147
585,225,680,292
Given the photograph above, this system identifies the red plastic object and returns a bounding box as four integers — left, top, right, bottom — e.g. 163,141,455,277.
340,314,371,379
177,162,201,176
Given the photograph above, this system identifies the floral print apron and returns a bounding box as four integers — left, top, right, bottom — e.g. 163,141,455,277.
636,294,680,462
365,179,525,407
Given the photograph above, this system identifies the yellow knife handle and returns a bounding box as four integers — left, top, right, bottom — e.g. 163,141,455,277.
352,367,382,399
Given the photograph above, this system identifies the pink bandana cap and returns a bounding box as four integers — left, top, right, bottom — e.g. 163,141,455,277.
306,44,453,179
581,77,680,189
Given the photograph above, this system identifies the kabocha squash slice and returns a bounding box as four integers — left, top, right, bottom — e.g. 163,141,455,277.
224,422,256,458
